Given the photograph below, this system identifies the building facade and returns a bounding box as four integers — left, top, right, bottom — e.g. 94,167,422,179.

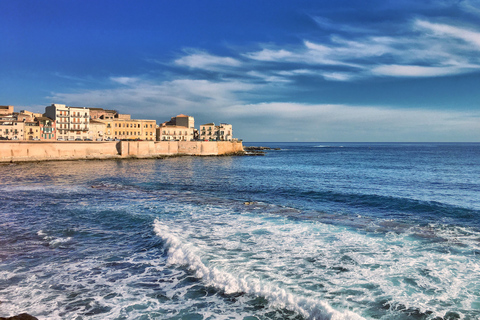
0,121,25,140
44,104,90,140
37,117,56,140
156,114,196,141
112,119,156,141
24,122,41,140
199,123,233,141
89,120,107,141
0,106,14,116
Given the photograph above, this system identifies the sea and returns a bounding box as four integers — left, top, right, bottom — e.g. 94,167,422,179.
0,142,479,320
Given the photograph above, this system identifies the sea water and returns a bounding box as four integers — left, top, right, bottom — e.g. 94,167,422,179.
0,142,479,320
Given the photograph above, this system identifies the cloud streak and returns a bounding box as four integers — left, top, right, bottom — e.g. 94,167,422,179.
240,18,480,80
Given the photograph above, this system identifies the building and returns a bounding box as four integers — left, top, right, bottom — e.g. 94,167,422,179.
18,110,43,121
0,106,14,116
217,123,233,141
89,120,107,141
44,104,90,140
112,118,156,141
199,122,233,141
88,108,117,120
24,122,41,140
37,117,56,140
156,114,196,141
88,108,117,140
0,121,25,140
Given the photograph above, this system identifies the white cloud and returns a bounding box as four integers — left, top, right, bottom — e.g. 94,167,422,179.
371,64,478,77
49,78,254,119
242,49,294,61
224,102,480,142
415,19,480,48
174,52,241,70
238,18,480,80
110,77,140,85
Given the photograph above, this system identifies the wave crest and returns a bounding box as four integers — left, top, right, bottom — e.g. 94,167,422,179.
153,219,364,320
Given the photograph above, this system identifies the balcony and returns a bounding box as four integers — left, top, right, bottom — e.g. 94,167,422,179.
70,127,89,131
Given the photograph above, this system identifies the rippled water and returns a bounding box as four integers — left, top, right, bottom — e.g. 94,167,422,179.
0,143,479,319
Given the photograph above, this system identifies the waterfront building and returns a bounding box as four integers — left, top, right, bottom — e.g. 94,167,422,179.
199,123,233,141
156,114,196,141
88,108,118,140
112,118,156,141
24,122,41,140
89,120,107,141
0,121,25,140
37,117,56,140
44,104,90,140
218,123,233,141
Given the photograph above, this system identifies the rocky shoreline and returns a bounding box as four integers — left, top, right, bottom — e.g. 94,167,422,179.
243,146,281,156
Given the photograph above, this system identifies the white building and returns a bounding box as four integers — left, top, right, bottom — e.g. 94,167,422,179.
45,104,90,140
156,114,196,141
199,122,233,141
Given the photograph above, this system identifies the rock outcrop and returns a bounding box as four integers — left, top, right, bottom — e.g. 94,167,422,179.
0,313,38,320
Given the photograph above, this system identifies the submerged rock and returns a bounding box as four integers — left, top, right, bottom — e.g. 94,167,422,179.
244,146,281,151
0,314,38,320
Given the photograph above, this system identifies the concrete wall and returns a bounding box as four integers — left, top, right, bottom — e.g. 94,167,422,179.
0,140,244,162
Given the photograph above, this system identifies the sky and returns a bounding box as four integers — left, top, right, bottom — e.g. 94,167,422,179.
1,0,480,142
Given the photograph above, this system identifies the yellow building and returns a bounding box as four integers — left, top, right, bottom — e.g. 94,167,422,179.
112,119,156,141
24,122,41,140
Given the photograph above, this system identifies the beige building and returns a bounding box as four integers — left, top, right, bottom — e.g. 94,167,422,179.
157,114,196,141
89,120,107,141
112,119,156,141
45,104,90,140
199,122,233,141
89,109,117,140
0,106,14,116
0,121,25,140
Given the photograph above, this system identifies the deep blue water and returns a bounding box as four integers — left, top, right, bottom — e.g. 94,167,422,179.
0,142,479,320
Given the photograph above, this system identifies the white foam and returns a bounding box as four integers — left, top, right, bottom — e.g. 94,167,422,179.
154,219,365,320
48,237,72,248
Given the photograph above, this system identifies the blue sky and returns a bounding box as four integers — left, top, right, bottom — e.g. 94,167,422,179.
1,0,480,142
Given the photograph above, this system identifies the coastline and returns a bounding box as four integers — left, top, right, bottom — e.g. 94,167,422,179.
0,140,244,163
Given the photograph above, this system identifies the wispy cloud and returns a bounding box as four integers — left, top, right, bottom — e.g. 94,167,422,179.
49,77,254,119
174,51,242,70
239,18,480,80
415,19,480,48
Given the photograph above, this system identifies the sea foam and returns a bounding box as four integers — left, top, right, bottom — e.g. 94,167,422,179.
153,219,364,320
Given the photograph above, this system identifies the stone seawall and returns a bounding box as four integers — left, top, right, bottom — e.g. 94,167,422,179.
0,140,244,163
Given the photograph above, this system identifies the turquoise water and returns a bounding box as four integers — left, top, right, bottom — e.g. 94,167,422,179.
0,143,479,319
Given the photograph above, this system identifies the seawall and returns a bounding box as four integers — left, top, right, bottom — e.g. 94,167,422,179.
0,140,244,163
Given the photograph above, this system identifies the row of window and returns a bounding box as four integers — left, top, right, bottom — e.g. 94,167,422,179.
58,111,88,117
114,131,154,136
162,131,189,135
114,123,154,128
